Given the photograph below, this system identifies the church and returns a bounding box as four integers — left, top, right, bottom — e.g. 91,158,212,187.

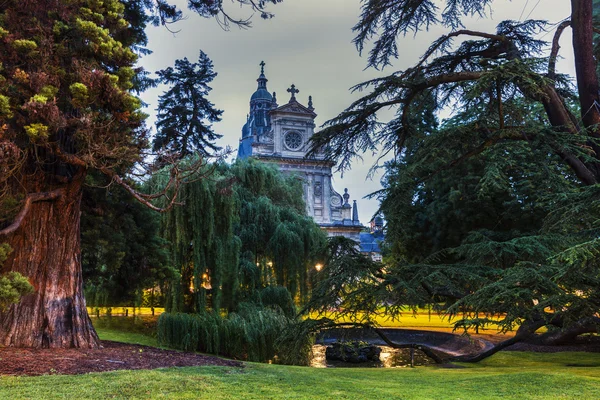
237,62,364,243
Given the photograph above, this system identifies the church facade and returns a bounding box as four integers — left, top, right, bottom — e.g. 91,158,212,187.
237,63,363,241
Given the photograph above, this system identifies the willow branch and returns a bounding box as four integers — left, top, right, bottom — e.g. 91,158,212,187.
0,189,65,236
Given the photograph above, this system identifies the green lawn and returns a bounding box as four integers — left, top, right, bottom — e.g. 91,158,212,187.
309,310,458,329
94,326,158,347
1,327,598,399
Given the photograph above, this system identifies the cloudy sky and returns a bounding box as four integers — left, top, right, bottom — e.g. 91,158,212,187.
139,0,573,222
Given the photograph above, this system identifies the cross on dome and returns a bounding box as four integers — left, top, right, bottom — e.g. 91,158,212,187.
260,61,265,74
287,84,299,100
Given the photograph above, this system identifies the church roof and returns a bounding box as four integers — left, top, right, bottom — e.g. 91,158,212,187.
251,87,273,101
271,99,316,117
359,232,383,253
251,62,273,101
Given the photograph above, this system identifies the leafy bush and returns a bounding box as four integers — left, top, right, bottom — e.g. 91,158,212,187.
0,244,33,310
259,286,296,318
157,306,312,365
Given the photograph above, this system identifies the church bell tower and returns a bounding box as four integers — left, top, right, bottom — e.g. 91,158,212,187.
237,62,363,241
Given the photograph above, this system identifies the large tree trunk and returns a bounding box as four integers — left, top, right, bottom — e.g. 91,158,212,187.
0,171,99,348
571,0,600,180
571,0,600,130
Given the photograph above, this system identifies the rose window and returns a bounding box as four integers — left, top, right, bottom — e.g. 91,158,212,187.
284,131,303,151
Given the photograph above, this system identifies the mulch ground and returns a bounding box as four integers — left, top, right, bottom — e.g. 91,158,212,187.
0,340,242,376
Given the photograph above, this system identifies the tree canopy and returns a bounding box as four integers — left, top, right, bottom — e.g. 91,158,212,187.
157,158,326,314
306,0,600,362
153,51,223,159
81,173,173,307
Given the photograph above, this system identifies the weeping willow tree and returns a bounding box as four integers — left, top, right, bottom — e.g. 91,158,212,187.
232,160,325,304
156,158,326,314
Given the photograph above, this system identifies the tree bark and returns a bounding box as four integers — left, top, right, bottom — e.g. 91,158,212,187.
538,317,600,346
571,0,600,131
450,318,546,363
571,0,600,179
0,171,99,348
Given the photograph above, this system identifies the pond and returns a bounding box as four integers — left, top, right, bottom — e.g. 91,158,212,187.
310,344,434,368
308,328,492,368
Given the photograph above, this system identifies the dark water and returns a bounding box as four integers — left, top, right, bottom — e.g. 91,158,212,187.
309,344,434,368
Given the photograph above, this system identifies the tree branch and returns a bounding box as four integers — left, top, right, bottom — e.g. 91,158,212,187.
538,316,600,345
0,189,65,236
423,130,526,182
450,317,546,363
98,154,215,213
548,20,571,81
100,167,182,214
411,29,508,78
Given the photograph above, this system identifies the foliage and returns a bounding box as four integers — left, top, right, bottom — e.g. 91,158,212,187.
156,158,326,314
156,306,312,365
259,286,296,318
303,236,382,322
81,173,173,307
0,243,33,310
306,0,600,357
153,51,223,159
0,0,146,190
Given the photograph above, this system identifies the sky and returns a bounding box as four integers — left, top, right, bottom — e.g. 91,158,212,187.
139,0,573,223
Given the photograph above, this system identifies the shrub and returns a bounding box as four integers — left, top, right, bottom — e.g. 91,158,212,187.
157,306,312,365
259,286,296,318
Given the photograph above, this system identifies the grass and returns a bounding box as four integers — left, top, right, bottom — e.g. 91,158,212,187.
0,326,598,399
87,307,165,317
308,309,512,336
309,310,456,329
94,326,157,347
90,306,503,333
1,352,599,399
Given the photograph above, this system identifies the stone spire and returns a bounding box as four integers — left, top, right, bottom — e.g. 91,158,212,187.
308,95,314,110
257,61,268,90
352,200,359,223
250,61,273,102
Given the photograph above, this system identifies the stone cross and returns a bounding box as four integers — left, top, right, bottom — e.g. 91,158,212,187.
287,84,299,100
260,61,265,74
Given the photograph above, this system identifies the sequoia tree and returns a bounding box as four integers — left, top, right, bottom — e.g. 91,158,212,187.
0,0,281,348
307,0,600,361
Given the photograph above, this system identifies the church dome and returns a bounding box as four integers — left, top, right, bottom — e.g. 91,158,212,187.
251,87,273,101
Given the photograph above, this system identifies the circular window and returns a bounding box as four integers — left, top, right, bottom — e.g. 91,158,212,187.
284,131,303,151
